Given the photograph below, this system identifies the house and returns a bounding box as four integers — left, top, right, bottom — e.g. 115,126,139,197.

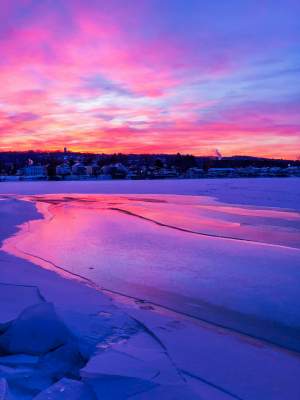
23,165,47,177
56,163,71,176
71,162,86,175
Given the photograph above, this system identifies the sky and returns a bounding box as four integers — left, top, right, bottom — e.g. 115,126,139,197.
0,0,299,158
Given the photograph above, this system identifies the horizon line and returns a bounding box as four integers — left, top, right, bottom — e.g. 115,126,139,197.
0,149,298,162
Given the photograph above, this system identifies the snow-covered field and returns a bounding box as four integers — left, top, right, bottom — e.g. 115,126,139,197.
0,178,300,399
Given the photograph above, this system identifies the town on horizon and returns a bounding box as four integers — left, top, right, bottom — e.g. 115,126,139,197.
1,147,299,182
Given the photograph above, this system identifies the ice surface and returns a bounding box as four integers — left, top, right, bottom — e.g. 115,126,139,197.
0,378,11,400
91,331,200,399
81,349,159,380
0,179,300,399
0,355,39,368
0,178,299,210
108,332,181,385
183,374,239,400
5,191,300,351
0,303,72,355
33,378,96,400
81,375,156,400
122,305,300,400
39,342,85,380
130,384,202,400
0,364,52,398
0,284,43,326
81,338,181,399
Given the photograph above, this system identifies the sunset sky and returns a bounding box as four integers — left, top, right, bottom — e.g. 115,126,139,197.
0,0,299,158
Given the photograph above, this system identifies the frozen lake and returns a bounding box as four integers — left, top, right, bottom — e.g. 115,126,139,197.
2,178,300,351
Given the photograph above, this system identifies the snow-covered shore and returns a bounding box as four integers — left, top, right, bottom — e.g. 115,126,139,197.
1,179,300,399
1,177,299,209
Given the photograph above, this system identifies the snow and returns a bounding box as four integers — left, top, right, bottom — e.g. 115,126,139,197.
0,178,299,399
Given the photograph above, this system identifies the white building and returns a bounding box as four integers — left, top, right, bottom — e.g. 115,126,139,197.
85,165,99,176
71,162,86,175
56,164,71,176
185,167,204,178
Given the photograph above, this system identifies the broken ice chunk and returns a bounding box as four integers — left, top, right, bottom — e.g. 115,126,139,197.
0,378,11,400
39,341,85,380
81,376,156,400
0,354,39,367
109,332,181,386
81,349,159,381
33,378,96,400
0,365,52,397
0,303,72,355
0,283,43,326
80,349,158,399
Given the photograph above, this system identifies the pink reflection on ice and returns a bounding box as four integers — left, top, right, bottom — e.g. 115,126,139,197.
13,193,300,250
2,193,300,340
